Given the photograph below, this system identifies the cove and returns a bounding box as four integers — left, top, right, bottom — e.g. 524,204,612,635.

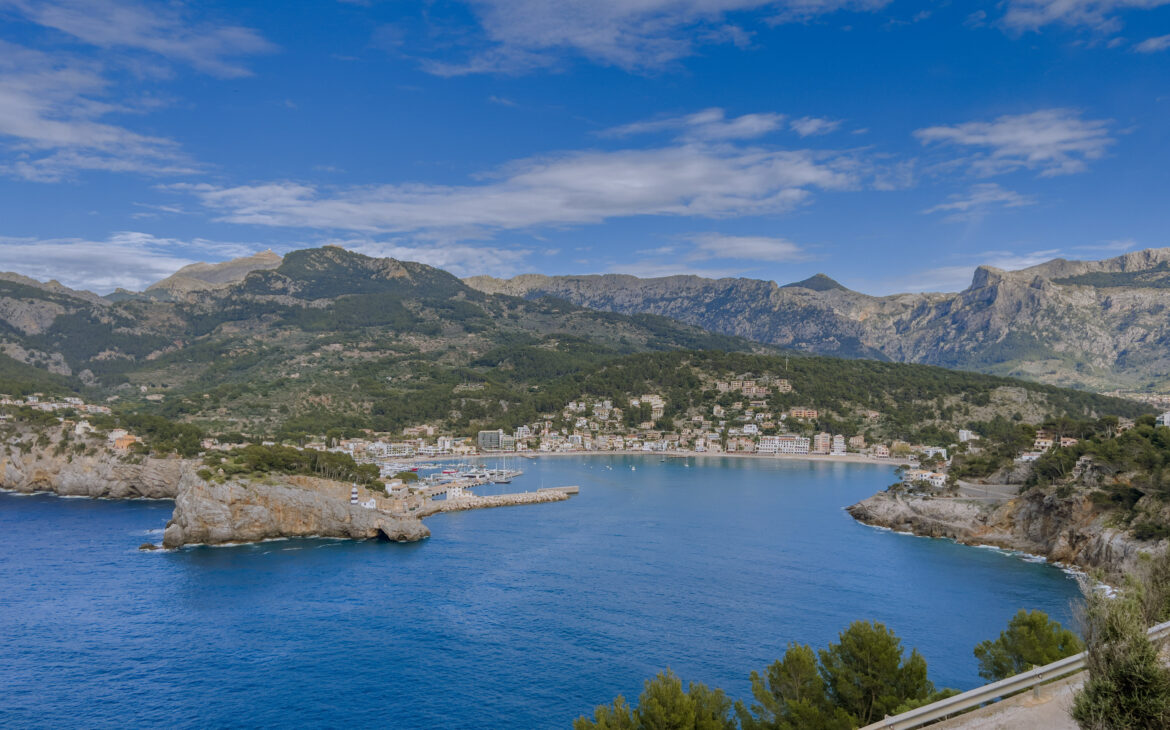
0,455,1082,729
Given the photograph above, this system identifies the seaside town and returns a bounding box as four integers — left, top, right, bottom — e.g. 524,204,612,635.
6,372,1147,496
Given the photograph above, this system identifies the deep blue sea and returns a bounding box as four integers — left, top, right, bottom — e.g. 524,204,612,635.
0,455,1083,729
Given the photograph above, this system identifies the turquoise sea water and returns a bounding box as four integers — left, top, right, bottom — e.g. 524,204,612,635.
0,455,1082,728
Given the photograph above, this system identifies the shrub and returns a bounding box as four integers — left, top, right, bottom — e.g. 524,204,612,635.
973,609,1082,681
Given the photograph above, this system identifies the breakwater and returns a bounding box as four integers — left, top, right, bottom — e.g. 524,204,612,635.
416,486,577,517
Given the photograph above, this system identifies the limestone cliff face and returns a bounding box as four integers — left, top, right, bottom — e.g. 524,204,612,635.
0,447,186,499
847,489,1160,577
466,247,1170,390
162,472,429,548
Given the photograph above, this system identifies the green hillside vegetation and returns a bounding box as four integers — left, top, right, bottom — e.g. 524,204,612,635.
0,353,77,397
946,414,1170,540
200,444,381,487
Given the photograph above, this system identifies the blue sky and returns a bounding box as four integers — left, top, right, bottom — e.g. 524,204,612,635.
1,0,1167,294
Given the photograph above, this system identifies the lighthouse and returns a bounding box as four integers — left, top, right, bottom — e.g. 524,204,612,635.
350,484,359,504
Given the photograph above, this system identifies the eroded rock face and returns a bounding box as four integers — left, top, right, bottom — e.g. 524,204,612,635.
0,448,185,499
162,472,429,548
847,489,1162,578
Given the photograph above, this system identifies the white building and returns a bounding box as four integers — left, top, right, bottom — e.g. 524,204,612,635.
902,469,947,488
830,434,846,455
920,446,949,461
1157,412,1170,427
758,432,804,456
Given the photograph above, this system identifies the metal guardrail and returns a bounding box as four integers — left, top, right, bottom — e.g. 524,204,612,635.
860,619,1170,730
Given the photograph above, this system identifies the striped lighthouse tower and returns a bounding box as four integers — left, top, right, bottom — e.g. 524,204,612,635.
350,484,359,505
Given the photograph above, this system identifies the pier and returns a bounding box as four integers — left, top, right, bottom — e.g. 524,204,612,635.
415,486,579,517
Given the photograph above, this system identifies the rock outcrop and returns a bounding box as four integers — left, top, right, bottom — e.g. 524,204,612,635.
848,488,1161,578
162,472,429,548
0,447,187,499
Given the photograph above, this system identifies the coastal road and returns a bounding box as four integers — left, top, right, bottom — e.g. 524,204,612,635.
953,480,1020,502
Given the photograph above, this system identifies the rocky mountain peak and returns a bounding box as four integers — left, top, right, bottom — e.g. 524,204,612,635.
782,273,849,292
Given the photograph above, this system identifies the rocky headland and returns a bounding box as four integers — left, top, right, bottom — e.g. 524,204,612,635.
847,486,1161,578
1,434,430,547
162,471,428,548
0,446,186,499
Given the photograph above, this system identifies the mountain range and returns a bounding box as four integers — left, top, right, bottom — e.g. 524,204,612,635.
0,245,1149,441
467,248,1170,393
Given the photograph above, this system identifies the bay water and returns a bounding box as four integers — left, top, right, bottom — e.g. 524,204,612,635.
0,455,1082,728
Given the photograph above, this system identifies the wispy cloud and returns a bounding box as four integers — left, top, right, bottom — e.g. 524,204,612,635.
790,116,842,137
898,249,1061,292
1135,33,1170,52
684,233,810,262
0,1,274,181
0,41,198,181
1000,0,1170,33
922,183,1036,222
1,0,276,78
0,232,256,293
914,108,1113,177
601,108,786,141
420,0,890,75
894,243,1152,293
338,239,533,278
175,141,872,237
605,260,743,278
607,232,808,278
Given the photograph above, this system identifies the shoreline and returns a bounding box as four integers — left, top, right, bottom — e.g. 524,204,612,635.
408,449,911,468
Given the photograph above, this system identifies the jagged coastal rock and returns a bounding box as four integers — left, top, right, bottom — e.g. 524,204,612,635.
0,448,186,499
847,488,1160,577
162,472,429,548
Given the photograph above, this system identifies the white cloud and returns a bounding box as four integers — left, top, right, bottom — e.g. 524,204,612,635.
922,183,1036,222
0,41,198,181
1,0,276,78
423,0,890,75
1001,0,1170,32
899,250,1062,292
606,232,807,278
684,233,809,262
914,108,1113,177
1073,238,1139,252
176,142,868,235
0,232,255,293
337,239,533,278
790,116,842,137
892,245,1160,293
1135,33,1170,52
601,108,786,141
